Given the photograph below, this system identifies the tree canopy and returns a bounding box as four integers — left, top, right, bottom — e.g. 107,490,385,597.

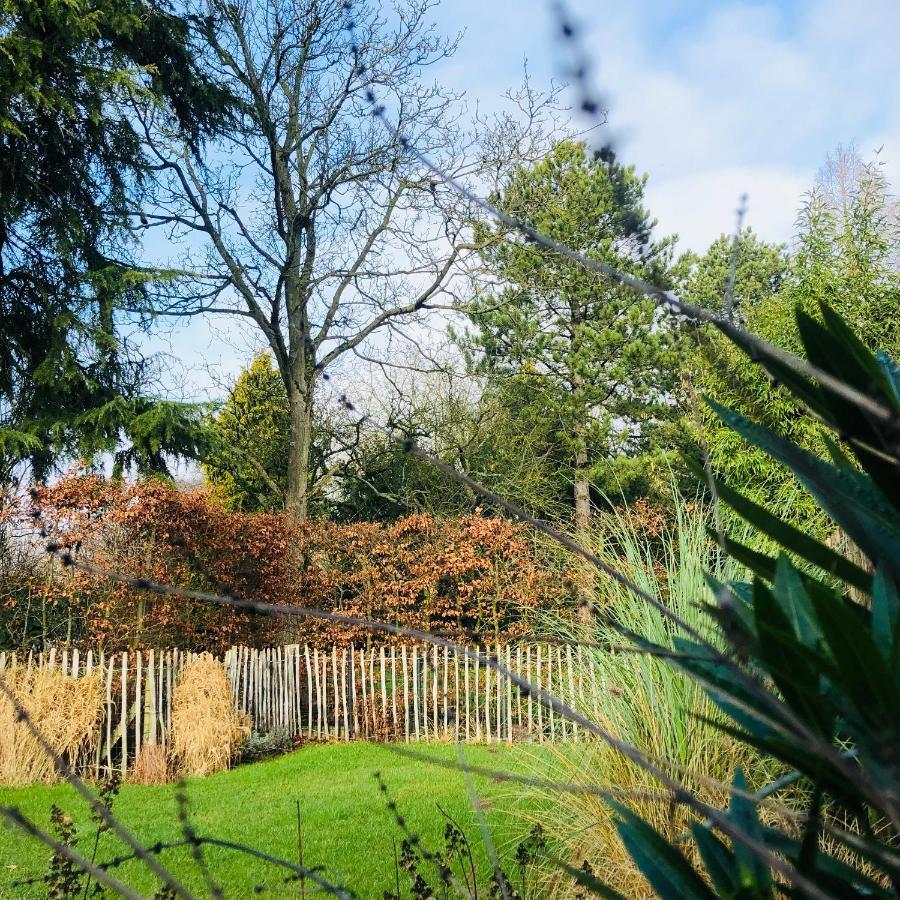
681,145,900,523
0,0,232,482
461,140,677,533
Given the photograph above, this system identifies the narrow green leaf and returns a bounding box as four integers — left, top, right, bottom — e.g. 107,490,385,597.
797,783,824,876
613,804,716,900
697,718,855,807
821,435,856,472
753,581,834,734
810,586,900,718
814,304,895,399
761,826,896,897
772,555,823,649
876,350,900,406
671,641,801,753
708,529,777,582
690,824,739,896
728,770,774,894
871,568,900,673
720,325,826,416
796,306,900,508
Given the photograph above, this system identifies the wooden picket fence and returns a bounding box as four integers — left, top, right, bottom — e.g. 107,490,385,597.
1,642,595,777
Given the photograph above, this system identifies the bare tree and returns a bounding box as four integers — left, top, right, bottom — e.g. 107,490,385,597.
133,0,482,519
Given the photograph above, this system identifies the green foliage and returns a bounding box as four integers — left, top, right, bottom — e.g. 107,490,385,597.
677,229,814,519
594,304,900,897
462,140,678,527
681,147,900,527
203,354,290,511
337,374,569,522
45,804,81,899
202,352,373,515
792,145,900,352
526,488,754,896
0,0,233,481
336,376,689,523
380,775,538,900
240,728,294,763
203,354,571,523
586,487,744,771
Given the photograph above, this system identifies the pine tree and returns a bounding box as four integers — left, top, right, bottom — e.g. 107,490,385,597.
463,140,676,535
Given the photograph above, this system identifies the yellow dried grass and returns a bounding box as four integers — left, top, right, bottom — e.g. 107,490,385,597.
0,665,103,785
171,654,249,777
130,743,171,785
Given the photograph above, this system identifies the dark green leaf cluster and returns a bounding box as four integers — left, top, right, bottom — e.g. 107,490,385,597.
0,0,233,481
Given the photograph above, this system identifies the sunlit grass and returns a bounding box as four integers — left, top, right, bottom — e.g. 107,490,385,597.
0,741,540,897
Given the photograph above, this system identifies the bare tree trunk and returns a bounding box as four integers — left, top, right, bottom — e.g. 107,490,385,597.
570,307,591,545
573,435,593,623
574,442,590,541
285,382,313,520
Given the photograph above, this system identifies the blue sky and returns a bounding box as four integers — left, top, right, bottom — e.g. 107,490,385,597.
144,0,900,401
430,0,900,248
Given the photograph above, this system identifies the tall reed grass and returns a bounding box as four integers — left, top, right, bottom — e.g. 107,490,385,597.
171,654,250,777
0,666,103,785
523,489,755,897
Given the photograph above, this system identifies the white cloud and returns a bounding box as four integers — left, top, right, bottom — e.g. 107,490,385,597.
646,165,809,252
548,0,900,252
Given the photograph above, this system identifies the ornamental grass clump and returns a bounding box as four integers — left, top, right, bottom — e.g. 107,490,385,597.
521,489,756,896
0,666,103,785
129,744,171,785
171,654,250,777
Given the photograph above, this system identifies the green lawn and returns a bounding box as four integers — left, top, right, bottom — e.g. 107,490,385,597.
0,742,541,898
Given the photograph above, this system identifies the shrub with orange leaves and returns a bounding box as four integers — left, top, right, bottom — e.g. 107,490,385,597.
8,474,566,652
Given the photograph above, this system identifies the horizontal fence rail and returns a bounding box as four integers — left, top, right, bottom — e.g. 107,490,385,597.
1,642,595,777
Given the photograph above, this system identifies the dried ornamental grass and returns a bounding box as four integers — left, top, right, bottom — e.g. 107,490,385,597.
171,654,249,777
130,744,171,785
0,666,103,785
